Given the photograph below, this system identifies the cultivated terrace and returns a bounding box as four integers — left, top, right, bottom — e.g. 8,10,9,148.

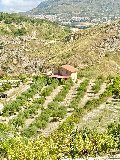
0,74,120,159
0,13,120,160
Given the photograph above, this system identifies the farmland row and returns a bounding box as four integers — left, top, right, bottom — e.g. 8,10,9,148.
1,76,120,159
0,76,47,119
0,76,108,138
22,77,106,138
91,76,104,94
77,77,120,131
40,79,113,159
22,79,88,138
40,79,85,136
22,79,74,137
10,80,60,130
0,81,21,94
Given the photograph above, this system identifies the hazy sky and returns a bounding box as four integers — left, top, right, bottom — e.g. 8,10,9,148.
0,0,44,12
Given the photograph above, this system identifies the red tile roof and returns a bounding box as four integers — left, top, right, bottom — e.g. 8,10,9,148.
61,65,78,73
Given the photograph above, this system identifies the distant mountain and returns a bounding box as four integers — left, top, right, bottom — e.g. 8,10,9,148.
28,0,120,17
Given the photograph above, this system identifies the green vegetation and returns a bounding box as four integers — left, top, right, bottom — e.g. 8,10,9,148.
0,82,12,93
41,79,59,97
0,81,21,93
10,79,59,129
22,101,66,138
11,104,42,128
0,76,120,159
2,76,47,117
70,79,89,109
0,122,119,159
0,42,4,49
0,8,120,159
112,77,120,97
108,122,120,149
0,123,14,138
0,13,70,39
92,76,104,94
14,28,27,36
54,79,73,102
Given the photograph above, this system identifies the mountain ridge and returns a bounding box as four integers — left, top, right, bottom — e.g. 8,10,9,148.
28,0,120,17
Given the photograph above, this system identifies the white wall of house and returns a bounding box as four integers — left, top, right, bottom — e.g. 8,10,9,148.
71,72,77,83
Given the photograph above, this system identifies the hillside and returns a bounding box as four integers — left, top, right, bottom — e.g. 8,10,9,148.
0,14,120,160
0,13,120,77
29,0,120,17
0,13,70,75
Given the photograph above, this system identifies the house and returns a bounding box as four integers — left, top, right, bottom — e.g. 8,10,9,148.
48,65,78,82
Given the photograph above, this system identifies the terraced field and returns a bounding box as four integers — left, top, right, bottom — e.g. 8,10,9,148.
0,75,120,159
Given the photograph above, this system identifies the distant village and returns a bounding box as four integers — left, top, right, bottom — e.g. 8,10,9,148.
31,13,120,29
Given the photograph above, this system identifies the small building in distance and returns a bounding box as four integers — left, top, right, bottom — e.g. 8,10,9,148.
48,65,78,82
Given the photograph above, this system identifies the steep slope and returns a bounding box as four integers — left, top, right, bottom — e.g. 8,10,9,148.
41,20,120,77
0,13,120,77
29,0,120,17
0,13,70,75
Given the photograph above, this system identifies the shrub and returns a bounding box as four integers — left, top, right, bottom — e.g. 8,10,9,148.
14,28,27,36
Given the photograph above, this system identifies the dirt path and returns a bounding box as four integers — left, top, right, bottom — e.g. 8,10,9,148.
40,112,72,137
76,96,120,131
79,79,95,107
44,85,63,109
94,82,107,99
0,84,30,117
60,78,85,107
39,79,85,137
0,103,4,113
73,81,108,130
0,114,18,124
24,85,63,128
5,84,30,102
82,103,107,122
68,154,120,160
79,81,107,107
0,86,47,124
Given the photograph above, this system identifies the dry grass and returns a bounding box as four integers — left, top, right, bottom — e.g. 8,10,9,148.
0,18,120,76
79,102,120,132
